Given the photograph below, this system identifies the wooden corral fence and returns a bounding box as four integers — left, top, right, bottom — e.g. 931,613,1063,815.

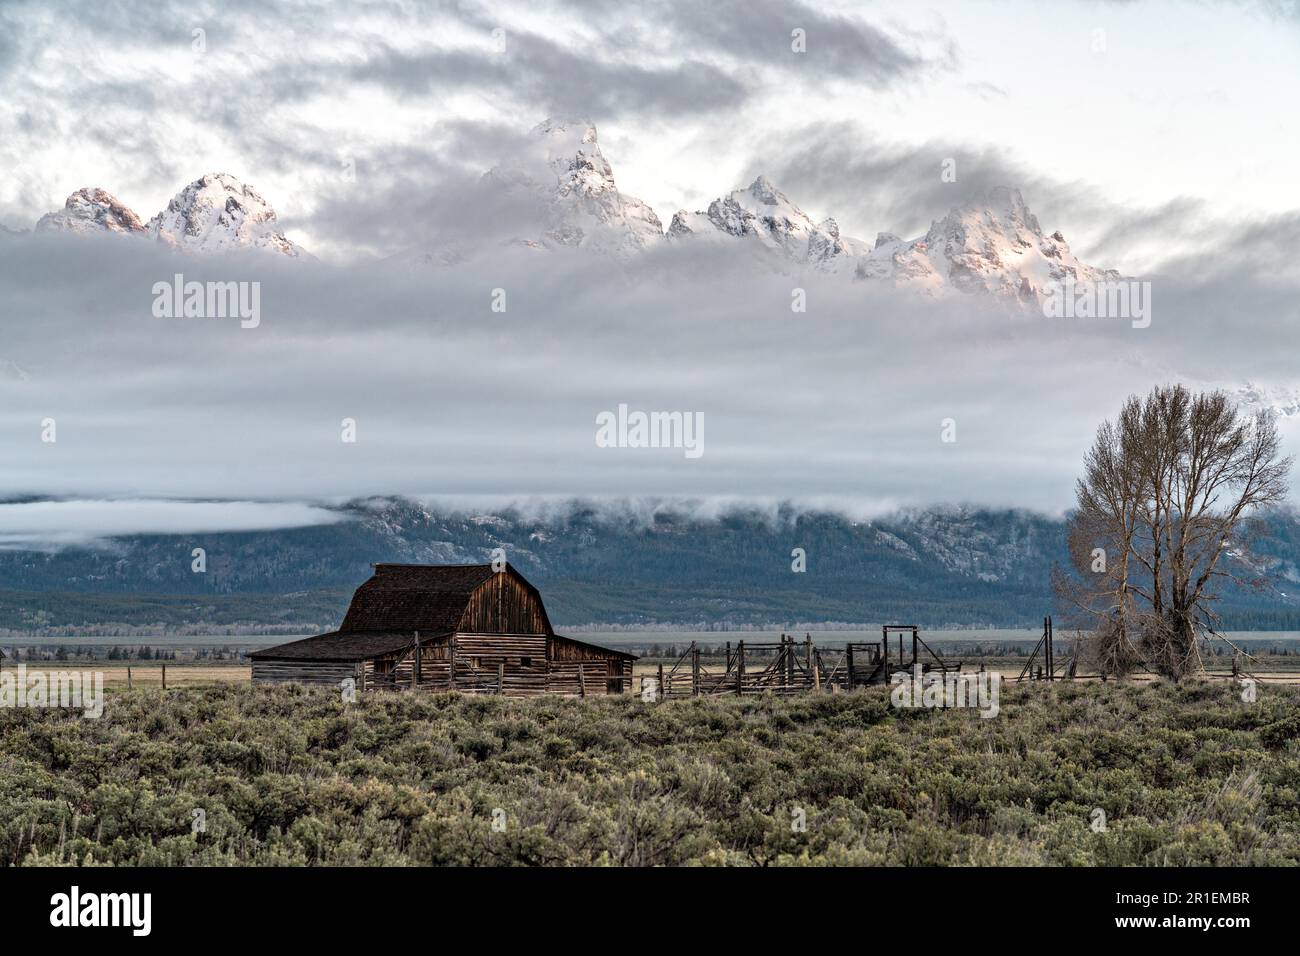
644,626,962,698
1017,616,1076,682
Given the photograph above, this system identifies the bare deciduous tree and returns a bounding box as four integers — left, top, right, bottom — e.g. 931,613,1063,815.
1054,385,1291,680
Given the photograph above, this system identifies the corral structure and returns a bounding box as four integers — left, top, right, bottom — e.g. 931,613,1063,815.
251,563,636,696
649,625,962,697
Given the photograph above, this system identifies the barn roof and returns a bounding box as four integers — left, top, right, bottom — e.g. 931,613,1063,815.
250,630,422,662
337,562,551,635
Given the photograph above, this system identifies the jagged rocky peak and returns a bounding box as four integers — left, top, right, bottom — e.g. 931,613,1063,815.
479,117,663,258
856,186,1117,300
532,118,616,197
669,175,867,271
146,172,303,257
35,187,146,236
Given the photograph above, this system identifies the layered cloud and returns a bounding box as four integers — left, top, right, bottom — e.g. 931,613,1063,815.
1,0,1298,544
2,227,1298,531
0,498,346,550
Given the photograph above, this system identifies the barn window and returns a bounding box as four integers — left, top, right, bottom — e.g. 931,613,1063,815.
471,656,481,668
520,657,532,668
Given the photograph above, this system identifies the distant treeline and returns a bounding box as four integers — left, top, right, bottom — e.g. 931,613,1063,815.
3,645,245,663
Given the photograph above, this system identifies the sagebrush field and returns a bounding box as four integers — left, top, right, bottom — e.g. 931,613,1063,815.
2,681,1298,866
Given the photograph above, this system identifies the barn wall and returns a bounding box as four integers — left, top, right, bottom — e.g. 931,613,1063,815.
458,573,548,635
550,638,627,662
380,634,550,695
547,637,634,695
253,660,361,686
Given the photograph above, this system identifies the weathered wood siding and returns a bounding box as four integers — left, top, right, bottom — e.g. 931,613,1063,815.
458,573,549,635
548,636,633,695
546,658,632,695
253,660,361,686
359,632,631,696
381,633,550,695
550,637,623,661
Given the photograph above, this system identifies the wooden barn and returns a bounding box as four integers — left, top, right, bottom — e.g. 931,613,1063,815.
250,563,636,696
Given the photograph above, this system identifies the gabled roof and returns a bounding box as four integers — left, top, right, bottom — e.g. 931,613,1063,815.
339,562,550,634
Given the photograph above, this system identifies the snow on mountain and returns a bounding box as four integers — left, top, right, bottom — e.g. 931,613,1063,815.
481,118,663,258
22,129,1121,303
1232,381,1300,419
668,175,867,272
854,187,1119,302
35,187,146,236
664,179,1116,300
31,176,304,257
146,173,303,257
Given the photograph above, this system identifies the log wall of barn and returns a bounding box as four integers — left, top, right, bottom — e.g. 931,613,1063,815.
253,660,362,685
458,574,549,634
545,658,632,695
550,637,626,661
382,634,551,695
363,633,632,696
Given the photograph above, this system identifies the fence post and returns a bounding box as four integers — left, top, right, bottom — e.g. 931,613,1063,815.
1045,617,1053,681
691,643,700,697
657,663,664,700
846,644,855,691
497,661,505,696
579,663,586,698
736,641,745,695
127,666,132,690
161,664,166,690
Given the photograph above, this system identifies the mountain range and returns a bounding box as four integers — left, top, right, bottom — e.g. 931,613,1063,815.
14,118,1300,417
16,118,1119,306
2,498,1298,634
32,173,304,256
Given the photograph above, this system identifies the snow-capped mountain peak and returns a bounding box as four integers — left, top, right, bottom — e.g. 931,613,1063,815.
480,118,663,258
532,118,612,196
855,187,1118,301
35,187,146,236
668,175,866,271
1233,381,1300,419
146,173,303,257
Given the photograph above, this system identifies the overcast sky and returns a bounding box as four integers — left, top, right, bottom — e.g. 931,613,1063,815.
1,0,1298,543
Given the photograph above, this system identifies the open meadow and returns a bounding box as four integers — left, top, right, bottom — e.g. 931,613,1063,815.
1,680,1297,866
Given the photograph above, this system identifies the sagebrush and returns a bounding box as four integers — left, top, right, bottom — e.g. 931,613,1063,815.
1,681,1297,865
